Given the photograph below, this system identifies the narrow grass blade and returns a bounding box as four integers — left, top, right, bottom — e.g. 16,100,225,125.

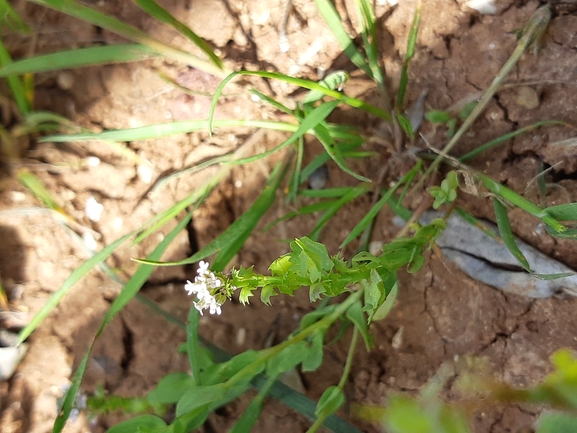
395,0,421,110
250,89,294,116
459,120,569,162
454,207,499,239
28,0,227,78
53,214,191,432
210,71,391,129
0,45,157,78
0,37,30,115
41,119,298,143
493,199,571,280
0,0,31,33
493,198,532,271
299,186,370,199
135,0,222,69
313,0,371,77
137,161,288,267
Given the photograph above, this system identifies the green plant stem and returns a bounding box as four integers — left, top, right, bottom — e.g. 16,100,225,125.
414,6,551,191
306,327,359,433
223,290,363,391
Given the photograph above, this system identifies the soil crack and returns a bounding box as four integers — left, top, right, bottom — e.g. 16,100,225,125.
120,318,135,374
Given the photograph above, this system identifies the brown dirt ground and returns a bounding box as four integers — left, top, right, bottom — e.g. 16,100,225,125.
2,1,577,432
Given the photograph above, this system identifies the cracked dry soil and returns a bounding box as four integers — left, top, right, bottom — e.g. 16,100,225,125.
2,1,577,432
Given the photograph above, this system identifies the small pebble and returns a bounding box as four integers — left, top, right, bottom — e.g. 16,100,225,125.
515,86,540,110
82,232,98,250
137,164,153,184
392,326,404,349
86,156,100,167
85,196,104,222
308,164,329,190
56,71,75,90
236,327,246,346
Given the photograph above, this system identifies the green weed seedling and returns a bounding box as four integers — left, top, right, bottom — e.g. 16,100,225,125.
3,1,577,432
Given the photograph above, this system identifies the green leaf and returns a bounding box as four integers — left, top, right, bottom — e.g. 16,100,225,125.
459,101,477,120
395,0,421,110
397,113,415,138
266,340,310,377
295,237,334,273
313,119,371,182
384,396,432,433
545,202,577,221
289,237,333,283
299,305,337,331
0,0,30,33
372,277,399,321
301,331,325,372
147,373,195,404
107,415,168,433
493,198,532,272
0,45,156,77
425,110,451,124
346,300,374,350
205,350,261,384
315,386,345,418
537,412,577,433
176,385,227,416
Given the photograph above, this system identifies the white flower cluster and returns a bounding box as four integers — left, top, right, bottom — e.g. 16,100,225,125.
184,261,223,315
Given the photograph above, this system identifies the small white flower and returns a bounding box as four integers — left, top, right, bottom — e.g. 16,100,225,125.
184,261,224,315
